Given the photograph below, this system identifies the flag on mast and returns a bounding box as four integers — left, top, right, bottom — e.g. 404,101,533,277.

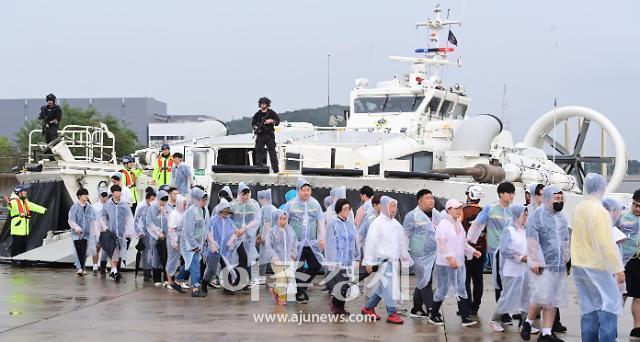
448,30,458,46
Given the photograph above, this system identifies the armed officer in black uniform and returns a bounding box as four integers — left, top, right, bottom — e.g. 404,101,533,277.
251,97,280,173
39,93,63,143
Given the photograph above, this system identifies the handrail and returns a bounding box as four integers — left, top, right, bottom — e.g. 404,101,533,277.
28,124,117,164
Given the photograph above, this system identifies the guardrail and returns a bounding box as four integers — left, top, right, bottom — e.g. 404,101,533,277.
28,123,117,164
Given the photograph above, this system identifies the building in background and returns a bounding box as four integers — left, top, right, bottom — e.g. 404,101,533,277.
0,97,167,145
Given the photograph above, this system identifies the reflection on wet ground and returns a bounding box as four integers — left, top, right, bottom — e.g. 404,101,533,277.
0,265,634,341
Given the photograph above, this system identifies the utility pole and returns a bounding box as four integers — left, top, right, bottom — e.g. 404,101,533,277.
327,54,331,118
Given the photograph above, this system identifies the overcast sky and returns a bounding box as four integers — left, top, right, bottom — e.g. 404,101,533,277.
1,0,638,157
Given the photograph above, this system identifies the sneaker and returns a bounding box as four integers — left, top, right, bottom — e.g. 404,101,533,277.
520,321,532,341
180,282,190,289
410,308,429,318
512,313,522,320
489,320,504,332
461,316,478,327
171,282,185,294
531,326,540,334
552,321,567,333
209,279,221,289
76,269,84,276
386,312,404,324
537,334,562,342
631,327,640,340
154,282,162,287
428,313,445,326
191,290,206,298
501,313,513,325
269,287,279,304
360,307,381,321
296,293,309,304
114,272,122,282
303,292,310,302
93,265,99,274
109,272,116,280
83,270,87,275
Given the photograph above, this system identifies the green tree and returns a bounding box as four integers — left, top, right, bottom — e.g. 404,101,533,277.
0,136,17,172
15,103,142,160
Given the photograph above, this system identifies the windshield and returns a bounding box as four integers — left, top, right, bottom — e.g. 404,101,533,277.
353,95,424,113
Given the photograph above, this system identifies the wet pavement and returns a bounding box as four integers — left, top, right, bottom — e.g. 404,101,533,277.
0,264,635,341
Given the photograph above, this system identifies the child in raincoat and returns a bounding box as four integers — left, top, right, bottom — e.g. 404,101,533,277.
488,205,538,333
265,209,297,305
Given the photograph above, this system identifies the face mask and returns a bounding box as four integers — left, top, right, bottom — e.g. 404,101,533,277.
552,201,564,212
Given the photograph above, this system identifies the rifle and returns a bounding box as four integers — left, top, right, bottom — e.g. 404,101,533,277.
252,114,269,138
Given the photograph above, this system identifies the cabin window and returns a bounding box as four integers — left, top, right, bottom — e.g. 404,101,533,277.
451,103,468,119
425,97,441,114
353,96,424,113
192,150,208,170
439,100,454,117
398,151,433,172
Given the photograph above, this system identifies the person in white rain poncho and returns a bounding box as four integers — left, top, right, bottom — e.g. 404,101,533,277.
354,186,374,227
169,152,192,196
488,205,537,333
324,186,352,226
92,188,109,274
218,185,233,203
429,199,481,327
165,194,188,293
285,178,325,304
265,209,298,305
602,198,626,257
527,183,545,211
100,184,135,282
230,182,262,287
207,197,242,295
466,182,516,327
521,185,570,341
361,196,412,325
325,198,360,315
109,173,132,207
256,189,277,281
571,174,625,342
134,189,156,281
201,198,231,295
68,188,100,276
181,187,209,297
146,190,172,286
619,189,640,339
403,189,438,319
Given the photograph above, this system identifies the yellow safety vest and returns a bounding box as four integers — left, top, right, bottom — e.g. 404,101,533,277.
9,196,47,236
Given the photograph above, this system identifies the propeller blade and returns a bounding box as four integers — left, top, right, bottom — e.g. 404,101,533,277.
574,163,585,191
543,135,571,156
547,155,578,164
577,156,615,164
573,119,591,156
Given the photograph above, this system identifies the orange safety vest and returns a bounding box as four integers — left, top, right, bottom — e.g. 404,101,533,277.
158,157,173,173
157,157,173,185
16,199,30,218
120,168,137,187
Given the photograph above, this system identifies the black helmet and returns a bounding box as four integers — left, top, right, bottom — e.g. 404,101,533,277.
258,97,271,106
45,93,56,102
